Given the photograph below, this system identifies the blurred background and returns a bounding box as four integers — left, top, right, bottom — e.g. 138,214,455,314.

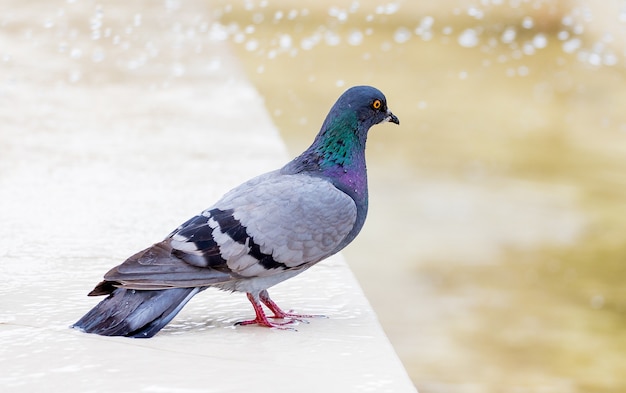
3,0,626,392
215,1,626,392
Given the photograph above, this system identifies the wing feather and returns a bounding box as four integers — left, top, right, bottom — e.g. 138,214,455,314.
216,172,357,270
98,172,357,290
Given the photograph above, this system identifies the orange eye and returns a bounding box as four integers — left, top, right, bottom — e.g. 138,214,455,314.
372,99,382,110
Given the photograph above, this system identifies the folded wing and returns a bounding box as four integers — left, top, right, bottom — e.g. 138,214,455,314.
98,172,357,291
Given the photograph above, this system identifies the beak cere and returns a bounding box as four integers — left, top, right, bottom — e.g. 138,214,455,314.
386,110,400,125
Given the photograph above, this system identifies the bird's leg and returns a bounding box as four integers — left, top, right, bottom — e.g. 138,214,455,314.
259,289,326,322
236,292,296,329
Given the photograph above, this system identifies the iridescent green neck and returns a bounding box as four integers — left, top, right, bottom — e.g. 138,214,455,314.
313,111,364,169
279,99,370,250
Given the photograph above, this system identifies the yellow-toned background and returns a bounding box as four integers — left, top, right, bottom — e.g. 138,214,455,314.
216,1,626,391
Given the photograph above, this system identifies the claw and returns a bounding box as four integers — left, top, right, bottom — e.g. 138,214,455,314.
260,290,326,320
234,317,296,330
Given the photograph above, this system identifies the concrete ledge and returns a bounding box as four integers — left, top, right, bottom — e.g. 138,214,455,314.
0,3,416,392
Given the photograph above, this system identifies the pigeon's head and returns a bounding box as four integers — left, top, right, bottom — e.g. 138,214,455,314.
286,85,398,176
327,85,400,132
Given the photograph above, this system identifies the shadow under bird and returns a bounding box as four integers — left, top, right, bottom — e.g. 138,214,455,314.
72,85,399,338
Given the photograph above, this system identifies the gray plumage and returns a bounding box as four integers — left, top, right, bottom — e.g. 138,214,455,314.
73,85,399,337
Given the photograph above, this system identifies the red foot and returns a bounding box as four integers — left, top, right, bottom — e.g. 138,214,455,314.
260,290,325,322
236,290,326,329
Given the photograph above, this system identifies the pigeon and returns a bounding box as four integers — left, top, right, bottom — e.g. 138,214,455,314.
72,85,399,338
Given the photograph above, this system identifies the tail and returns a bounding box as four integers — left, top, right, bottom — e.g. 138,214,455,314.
72,286,201,338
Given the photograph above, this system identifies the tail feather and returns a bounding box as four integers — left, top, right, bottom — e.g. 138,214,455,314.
72,287,201,338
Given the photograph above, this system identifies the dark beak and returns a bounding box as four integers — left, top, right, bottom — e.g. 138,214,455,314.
386,110,400,125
